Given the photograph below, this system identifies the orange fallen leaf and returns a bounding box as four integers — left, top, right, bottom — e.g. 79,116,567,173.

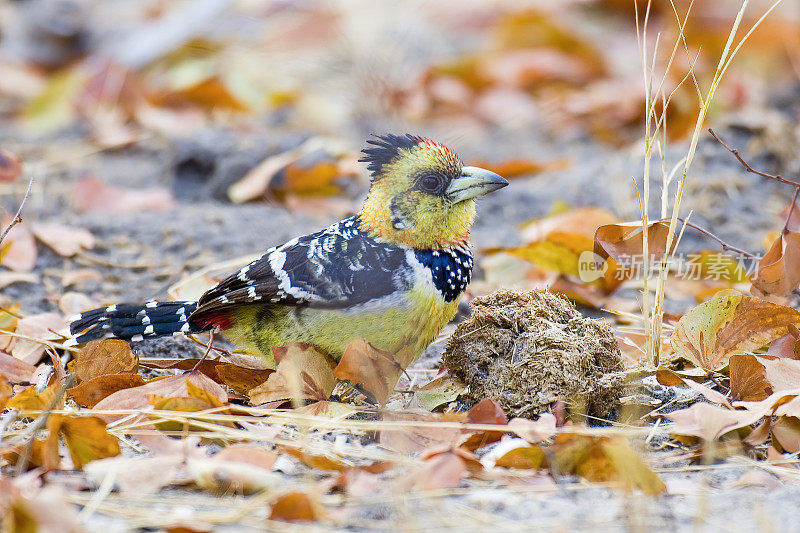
283,447,349,471
751,231,800,297
68,373,146,408
0,376,11,410
215,363,273,395
494,443,547,470
729,354,771,402
461,398,508,450
73,339,138,383
552,433,665,494
771,416,800,453
50,414,121,468
269,492,322,523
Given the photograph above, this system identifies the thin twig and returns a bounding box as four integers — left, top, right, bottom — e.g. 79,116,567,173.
784,187,800,234
709,128,800,188
0,178,33,247
670,217,758,259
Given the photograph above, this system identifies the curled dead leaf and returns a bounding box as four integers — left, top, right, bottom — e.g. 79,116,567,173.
670,290,800,371
248,343,336,405
333,339,415,406
751,231,800,297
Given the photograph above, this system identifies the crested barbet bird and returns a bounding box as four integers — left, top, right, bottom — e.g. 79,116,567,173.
69,134,508,367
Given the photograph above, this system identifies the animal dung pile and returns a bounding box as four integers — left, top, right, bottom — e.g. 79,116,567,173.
443,290,624,419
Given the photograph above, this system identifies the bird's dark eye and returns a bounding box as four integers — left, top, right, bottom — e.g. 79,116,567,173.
418,173,445,193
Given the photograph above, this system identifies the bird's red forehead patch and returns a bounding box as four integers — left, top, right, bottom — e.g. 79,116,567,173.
414,137,461,165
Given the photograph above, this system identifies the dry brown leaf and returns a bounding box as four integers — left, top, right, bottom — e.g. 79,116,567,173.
216,363,273,395
30,223,95,257
334,339,414,406
58,292,95,317
593,221,672,275
662,402,764,442
751,232,800,297
74,339,138,383
188,455,283,494
5,383,59,415
0,149,23,182
670,291,800,370
655,369,732,407
283,447,349,471
269,492,322,523
85,454,186,494
379,411,464,454
400,450,467,491
729,354,771,401
758,356,800,393
50,414,121,468
767,326,800,359
9,313,67,364
0,271,38,289
0,376,11,410
214,444,277,470
508,414,557,443
71,177,175,214
0,351,37,383
461,398,508,451
93,371,228,421
248,343,336,405
495,443,547,470
227,146,307,204
68,373,146,408
771,416,800,453
148,378,230,433
552,434,665,494
0,218,37,272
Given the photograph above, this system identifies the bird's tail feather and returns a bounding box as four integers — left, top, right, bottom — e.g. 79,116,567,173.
68,300,207,345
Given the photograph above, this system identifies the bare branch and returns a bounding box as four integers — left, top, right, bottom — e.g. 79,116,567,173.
0,178,34,247
709,129,800,188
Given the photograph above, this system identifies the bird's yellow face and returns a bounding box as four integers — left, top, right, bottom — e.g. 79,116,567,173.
358,135,508,249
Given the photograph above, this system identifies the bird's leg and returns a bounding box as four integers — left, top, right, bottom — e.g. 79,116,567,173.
191,331,215,372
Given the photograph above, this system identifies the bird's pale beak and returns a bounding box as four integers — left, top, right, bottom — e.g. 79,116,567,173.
446,166,509,203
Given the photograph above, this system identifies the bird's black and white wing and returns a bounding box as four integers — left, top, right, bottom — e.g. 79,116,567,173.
190,216,412,327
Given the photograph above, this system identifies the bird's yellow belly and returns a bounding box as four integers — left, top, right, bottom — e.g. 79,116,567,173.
224,285,461,368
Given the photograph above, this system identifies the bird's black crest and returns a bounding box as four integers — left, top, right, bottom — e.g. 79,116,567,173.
359,133,423,178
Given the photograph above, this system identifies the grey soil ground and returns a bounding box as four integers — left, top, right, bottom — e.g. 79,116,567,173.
4,97,800,531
